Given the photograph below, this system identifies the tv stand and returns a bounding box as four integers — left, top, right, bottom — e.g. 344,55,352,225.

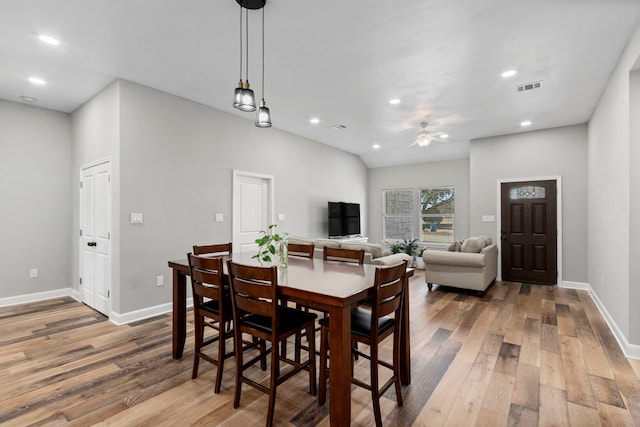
328,236,368,243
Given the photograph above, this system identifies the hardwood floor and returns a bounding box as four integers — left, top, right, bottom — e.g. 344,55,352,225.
1,273,640,426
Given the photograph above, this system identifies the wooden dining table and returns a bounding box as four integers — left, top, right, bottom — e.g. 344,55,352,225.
167,253,413,426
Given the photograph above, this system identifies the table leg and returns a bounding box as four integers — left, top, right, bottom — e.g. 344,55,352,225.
400,273,411,384
328,305,352,426
172,268,187,359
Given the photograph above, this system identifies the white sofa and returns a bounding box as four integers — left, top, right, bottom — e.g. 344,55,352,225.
287,236,398,265
422,241,497,293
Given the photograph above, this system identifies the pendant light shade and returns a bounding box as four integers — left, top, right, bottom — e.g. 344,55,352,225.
237,81,256,112
255,99,272,127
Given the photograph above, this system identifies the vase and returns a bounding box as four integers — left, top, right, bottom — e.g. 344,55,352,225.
278,240,288,267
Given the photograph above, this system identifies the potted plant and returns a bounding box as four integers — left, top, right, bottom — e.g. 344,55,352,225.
253,224,288,265
415,247,426,269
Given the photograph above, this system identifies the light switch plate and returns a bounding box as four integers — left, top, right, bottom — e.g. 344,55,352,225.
278,213,286,221
215,213,223,223
482,215,495,222
130,213,143,224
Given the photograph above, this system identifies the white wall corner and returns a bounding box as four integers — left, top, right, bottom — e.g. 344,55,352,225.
561,280,639,360
109,298,193,326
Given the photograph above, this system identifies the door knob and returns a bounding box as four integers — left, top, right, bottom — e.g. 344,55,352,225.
87,241,97,247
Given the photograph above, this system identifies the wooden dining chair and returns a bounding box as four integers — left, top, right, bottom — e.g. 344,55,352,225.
318,260,408,427
193,242,232,256
323,246,365,264
187,253,234,393
227,261,318,427
287,242,315,258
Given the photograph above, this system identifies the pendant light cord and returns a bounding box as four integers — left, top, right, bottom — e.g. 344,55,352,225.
261,7,265,99
245,7,249,83
238,3,243,81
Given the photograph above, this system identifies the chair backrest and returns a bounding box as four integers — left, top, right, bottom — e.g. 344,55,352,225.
323,246,365,265
372,260,408,325
227,262,278,330
188,253,225,303
287,242,315,258
193,242,232,256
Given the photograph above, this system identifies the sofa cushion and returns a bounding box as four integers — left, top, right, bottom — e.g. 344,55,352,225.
423,250,487,268
461,237,486,253
371,253,412,266
286,236,316,245
341,242,391,259
313,239,341,249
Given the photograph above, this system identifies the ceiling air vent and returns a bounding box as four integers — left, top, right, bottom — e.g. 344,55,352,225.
516,80,543,92
329,124,347,130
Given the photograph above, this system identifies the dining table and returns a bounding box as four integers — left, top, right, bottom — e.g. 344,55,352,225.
167,252,413,427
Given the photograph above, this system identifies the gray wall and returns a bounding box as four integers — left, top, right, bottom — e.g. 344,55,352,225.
76,80,368,314
0,100,72,297
589,18,640,346
367,159,470,245
70,81,122,311
631,69,640,346
470,124,588,283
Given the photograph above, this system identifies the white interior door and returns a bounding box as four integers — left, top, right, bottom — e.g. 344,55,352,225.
233,171,273,253
80,161,111,315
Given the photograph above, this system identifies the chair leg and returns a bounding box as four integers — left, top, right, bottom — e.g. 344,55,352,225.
318,324,329,405
233,330,243,409
370,341,383,427
214,321,226,394
266,343,279,427
393,328,404,407
306,324,317,396
192,314,203,379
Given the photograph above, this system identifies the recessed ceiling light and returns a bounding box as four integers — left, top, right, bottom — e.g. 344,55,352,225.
372,144,380,149
520,120,532,127
39,35,59,46
440,134,449,139
501,70,517,78
20,96,37,103
28,77,46,85
309,118,320,124
389,98,400,105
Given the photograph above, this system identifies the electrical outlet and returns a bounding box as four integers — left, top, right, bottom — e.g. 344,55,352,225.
29,268,38,278
156,275,164,287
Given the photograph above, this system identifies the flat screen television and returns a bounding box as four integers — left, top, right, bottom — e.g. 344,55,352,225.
328,202,361,237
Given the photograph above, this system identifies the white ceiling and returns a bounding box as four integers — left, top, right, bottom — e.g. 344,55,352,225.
2,0,640,168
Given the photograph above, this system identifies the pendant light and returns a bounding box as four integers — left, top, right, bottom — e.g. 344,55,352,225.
236,6,256,112
255,6,272,127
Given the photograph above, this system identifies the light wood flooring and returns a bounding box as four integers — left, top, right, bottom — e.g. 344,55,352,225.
1,272,640,426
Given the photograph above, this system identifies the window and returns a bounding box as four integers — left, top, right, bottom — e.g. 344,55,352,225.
383,189,414,240
420,187,454,243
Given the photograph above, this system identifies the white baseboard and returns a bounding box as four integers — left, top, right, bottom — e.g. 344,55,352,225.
109,298,193,326
560,280,640,360
0,288,77,308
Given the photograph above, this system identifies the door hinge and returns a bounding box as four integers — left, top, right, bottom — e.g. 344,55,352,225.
80,181,83,188
108,175,111,183
80,229,83,236
79,277,83,285
108,232,111,240
107,290,110,298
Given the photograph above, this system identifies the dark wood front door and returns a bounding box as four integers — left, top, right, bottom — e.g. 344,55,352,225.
501,180,557,285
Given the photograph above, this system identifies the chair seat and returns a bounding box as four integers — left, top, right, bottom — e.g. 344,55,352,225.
241,306,317,336
318,307,395,338
200,297,232,316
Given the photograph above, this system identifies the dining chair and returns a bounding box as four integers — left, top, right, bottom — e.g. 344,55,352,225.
323,246,365,264
227,261,318,427
193,242,232,256
287,242,315,258
318,260,408,427
187,253,234,393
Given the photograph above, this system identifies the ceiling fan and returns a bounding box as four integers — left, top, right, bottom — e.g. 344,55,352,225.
409,122,448,147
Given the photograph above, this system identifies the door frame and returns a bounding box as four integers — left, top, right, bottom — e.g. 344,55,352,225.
79,158,112,316
496,176,562,284
232,170,275,250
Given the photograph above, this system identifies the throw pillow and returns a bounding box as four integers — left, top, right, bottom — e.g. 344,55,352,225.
479,235,493,246
461,237,485,253
447,240,463,252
